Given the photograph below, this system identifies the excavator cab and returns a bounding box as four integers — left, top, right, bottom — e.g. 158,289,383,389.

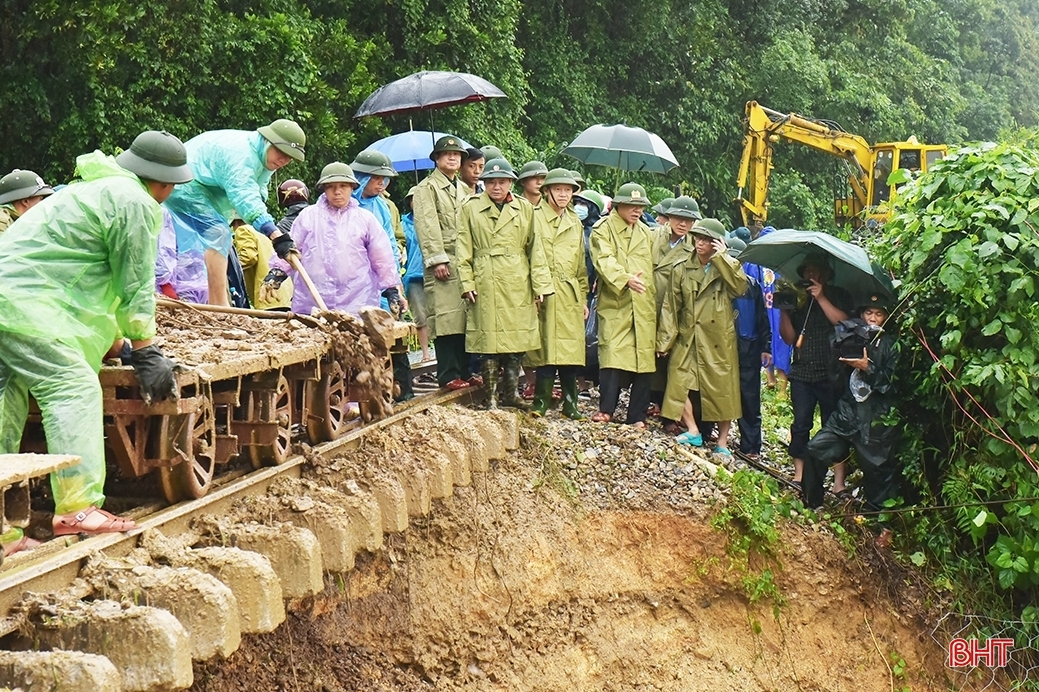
864,141,945,225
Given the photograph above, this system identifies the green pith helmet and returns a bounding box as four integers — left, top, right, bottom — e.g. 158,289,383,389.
691,217,726,240
542,168,579,191
258,118,306,162
115,131,193,184
653,197,675,215
726,236,747,257
480,145,504,161
0,169,55,205
569,170,586,187
517,160,549,181
429,135,468,161
666,196,703,221
612,182,650,206
316,161,359,190
575,189,605,212
350,149,398,177
479,158,517,181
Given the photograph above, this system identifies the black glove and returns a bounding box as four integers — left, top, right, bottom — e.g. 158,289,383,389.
382,286,403,317
130,345,178,405
262,268,289,290
272,232,296,259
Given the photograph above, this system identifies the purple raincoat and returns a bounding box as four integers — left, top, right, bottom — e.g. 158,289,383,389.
285,194,399,315
155,209,209,303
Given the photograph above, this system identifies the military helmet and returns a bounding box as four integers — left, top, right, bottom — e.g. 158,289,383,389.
277,179,310,208
612,182,650,206
258,118,306,162
115,131,193,184
666,196,702,221
316,162,359,190
429,135,468,161
725,236,747,257
479,158,517,181
575,189,605,213
652,197,675,215
517,160,549,181
731,226,752,243
542,168,579,191
350,149,398,177
0,169,55,205
480,145,504,162
690,218,726,240
569,170,586,188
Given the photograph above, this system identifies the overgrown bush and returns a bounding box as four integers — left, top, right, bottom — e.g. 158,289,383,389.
874,142,1039,655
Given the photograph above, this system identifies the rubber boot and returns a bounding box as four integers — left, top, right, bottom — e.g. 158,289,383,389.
561,374,586,420
481,357,499,409
499,356,529,410
530,376,555,417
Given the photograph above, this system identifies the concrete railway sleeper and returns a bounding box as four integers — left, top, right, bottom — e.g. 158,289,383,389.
0,391,517,692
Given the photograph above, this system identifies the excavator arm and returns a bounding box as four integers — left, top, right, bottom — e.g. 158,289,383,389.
735,101,874,227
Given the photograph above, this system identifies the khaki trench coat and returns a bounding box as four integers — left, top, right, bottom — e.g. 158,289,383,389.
589,212,657,373
456,193,554,354
412,168,469,336
650,227,694,398
527,203,589,367
656,251,748,421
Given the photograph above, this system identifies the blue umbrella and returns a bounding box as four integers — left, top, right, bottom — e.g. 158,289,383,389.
367,131,473,173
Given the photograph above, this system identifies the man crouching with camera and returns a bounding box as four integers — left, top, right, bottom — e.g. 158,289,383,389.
778,254,852,492
801,294,901,546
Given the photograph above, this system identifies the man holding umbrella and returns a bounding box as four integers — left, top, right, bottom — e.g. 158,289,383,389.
413,135,474,389
779,254,852,492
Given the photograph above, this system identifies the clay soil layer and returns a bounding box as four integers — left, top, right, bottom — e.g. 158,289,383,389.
192,416,951,691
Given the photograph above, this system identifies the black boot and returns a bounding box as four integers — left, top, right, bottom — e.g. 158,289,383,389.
499,356,529,410
481,357,499,409
561,374,586,420
530,376,555,417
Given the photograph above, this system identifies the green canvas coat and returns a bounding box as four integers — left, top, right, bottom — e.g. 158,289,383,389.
657,251,748,421
590,212,657,373
412,168,470,337
527,203,589,367
0,205,17,235
456,193,554,354
650,226,694,398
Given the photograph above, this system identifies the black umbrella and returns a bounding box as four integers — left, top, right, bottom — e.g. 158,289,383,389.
354,70,507,118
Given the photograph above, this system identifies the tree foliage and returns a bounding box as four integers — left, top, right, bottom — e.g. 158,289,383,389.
3,0,1039,223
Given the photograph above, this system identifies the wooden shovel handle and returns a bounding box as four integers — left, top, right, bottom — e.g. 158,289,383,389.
286,253,329,312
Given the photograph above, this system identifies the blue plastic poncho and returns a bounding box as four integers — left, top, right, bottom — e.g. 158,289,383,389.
163,129,276,256
0,151,163,514
352,174,401,268
403,212,424,284
757,225,793,374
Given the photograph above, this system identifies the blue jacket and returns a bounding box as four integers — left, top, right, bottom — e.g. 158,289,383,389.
403,212,424,284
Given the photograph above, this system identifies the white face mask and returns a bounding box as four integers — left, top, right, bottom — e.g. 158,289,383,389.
574,203,589,221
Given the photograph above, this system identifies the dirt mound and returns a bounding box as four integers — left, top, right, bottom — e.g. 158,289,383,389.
191,413,951,692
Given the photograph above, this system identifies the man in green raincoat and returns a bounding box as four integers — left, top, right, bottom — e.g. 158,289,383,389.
0,169,54,234
650,196,701,426
0,131,192,554
657,218,748,455
589,182,657,427
528,169,588,418
413,135,474,389
457,158,553,409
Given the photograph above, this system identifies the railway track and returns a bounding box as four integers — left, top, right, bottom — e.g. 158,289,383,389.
0,380,476,638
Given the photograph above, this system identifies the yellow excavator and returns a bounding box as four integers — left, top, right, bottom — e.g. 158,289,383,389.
735,101,946,228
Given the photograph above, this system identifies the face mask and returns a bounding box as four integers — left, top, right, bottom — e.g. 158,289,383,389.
574,203,589,221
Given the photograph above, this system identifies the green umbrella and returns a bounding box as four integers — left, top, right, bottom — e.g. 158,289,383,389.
562,124,678,190
741,229,894,305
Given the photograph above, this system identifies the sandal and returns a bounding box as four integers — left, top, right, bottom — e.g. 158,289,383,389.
445,378,471,391
467,374,484,387
590,411,612,423
675,432,703,446
629,421,647,429
53,506,136,537
646,403,661,418
712,446,733,457
833,488,855,502
2,535,41,557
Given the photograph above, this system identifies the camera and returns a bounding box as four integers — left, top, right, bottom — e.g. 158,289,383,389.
833,319,882,359
773,289,799,311
796,279,814,289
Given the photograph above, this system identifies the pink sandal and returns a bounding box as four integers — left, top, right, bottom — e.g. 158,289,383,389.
53,506,136,537
2,535,41,557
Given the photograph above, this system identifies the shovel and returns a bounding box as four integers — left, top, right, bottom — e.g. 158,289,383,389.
286,253,329,312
